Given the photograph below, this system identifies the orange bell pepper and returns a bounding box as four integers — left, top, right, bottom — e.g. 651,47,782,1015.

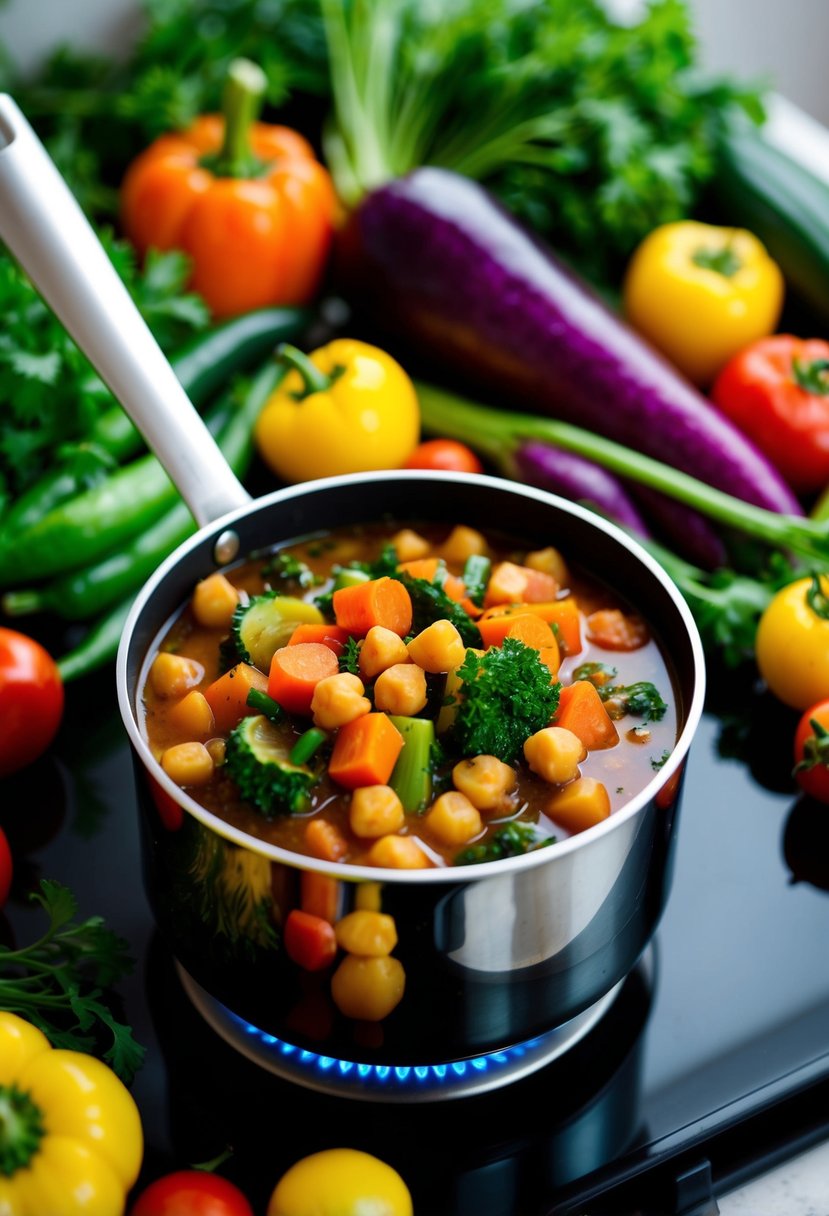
120,58,335,319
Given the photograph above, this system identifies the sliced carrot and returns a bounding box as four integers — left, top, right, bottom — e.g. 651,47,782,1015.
483,562,558,608
443,573,467,603
481,598,583,656
333,577,413,637
553,681,619,750
478,612,557,650
459,597,484,619
586,608,649,651
203,662,269,734
398,558,440,581
305,817,348,862
301,869,341,922
288,623,351,655
538,644,561,678
284,908,337,971
328,713,405,790
268,642,339,716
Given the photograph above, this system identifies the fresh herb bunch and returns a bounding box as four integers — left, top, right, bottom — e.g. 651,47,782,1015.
453,637,560,762
0,881,145,1083
322,0,763,281
397,572,483,647
0,238,207,508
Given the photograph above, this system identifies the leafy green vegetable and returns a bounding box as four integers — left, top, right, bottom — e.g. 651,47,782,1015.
456,820,553,865
595,680,667,721
322,0,762,281
338,635,362,676
396,572,482,647
453,637,560,762
0,881,145,1083
262,552,319,590
0,237,206,505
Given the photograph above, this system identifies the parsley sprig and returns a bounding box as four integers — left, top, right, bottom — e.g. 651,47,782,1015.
0,881,145,1084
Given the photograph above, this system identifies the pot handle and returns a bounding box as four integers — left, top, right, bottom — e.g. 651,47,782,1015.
0,94,252,529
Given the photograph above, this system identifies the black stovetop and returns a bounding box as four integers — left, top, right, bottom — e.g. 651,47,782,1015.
3,659,829,1215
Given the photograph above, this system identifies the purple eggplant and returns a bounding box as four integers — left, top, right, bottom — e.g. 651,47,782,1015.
625,486,727,570
512,441,650,535
340,167,802,517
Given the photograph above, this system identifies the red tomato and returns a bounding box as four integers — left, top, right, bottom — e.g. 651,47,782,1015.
793,700,829,803
0,628,64,778
712,335,829,494
404,439,483,475
0,827,11,908
130,1171,254,1216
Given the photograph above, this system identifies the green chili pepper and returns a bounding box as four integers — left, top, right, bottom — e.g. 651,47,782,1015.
56,595,136,683
5,361,284,623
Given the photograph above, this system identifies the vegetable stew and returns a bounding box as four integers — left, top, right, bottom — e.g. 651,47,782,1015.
140,523,677,867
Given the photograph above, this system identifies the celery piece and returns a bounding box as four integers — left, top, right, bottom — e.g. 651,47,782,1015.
388,716,436,814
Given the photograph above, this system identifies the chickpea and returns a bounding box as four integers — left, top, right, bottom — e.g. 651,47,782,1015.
331,954,406,1021
350,785,405,838
452,755,516,811
440,525,487,565
407,619,465,673
546,777,611,834
191,572,240,630
161,741,214,786
524,726,586,785
311,672,371,730
150,652,205,699
359,626,410,680
206,738,226,767
168,691,215,740
335,910,398,957
424,791,483,846
367,835,432,869
373,663,428,716
392,528,431,562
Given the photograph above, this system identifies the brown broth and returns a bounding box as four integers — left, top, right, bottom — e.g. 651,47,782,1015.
140,523,678,867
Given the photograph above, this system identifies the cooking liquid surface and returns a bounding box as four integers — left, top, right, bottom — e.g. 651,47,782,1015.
139,523,678,866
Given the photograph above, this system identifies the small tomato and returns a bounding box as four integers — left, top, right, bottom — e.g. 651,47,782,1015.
404,439,483,474
0,826,11,908
0,628,64,777
130,1170,254,1216
793,700,829,803
755,576,829,710
267,1148,412,1216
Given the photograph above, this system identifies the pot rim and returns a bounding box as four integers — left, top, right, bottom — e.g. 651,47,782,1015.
117,468,706,884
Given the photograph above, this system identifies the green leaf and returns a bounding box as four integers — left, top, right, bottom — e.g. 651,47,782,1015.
34,880,78,932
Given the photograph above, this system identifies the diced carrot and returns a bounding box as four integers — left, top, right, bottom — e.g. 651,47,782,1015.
284,908,337,971
203,662,269,734
268,643,339,716
288,623,351,655
333,577,413,637
481,598,583,656
328,713,405,790
305,817,348,862
398,558,441,581
301,869,341,923
553,681,619,750
483,562,558,608
460,597,484,619
538,644,561,678
443,573,467,603
586,608,650,651
478,612,557,650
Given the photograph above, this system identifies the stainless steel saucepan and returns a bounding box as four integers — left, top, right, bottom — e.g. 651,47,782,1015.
0,96,705,1080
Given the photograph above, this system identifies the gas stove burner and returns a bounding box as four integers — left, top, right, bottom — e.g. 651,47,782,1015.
177,965,625,1102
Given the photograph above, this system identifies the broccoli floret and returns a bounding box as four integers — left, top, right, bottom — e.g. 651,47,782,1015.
452,638,560,762
395,572,482,647
225,715,318,818
456,821,554,865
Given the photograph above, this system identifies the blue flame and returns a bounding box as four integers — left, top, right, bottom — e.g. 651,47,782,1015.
231,1008,543,1094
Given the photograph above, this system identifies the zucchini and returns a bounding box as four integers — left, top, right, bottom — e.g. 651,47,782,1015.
713,124,829,324
224,594,324,672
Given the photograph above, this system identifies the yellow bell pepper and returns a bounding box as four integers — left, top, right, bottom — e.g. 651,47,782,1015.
254,340,420,483
622,220,784,387
0,1012,143,1216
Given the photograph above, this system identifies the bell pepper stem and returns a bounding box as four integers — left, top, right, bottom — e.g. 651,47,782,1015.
793,357,829,396
207,58,267,179
0,1084,45,1175
277,343,334,397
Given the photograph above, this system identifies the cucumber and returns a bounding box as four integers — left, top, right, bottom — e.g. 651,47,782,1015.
226,594,324,672
713,125,829,324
